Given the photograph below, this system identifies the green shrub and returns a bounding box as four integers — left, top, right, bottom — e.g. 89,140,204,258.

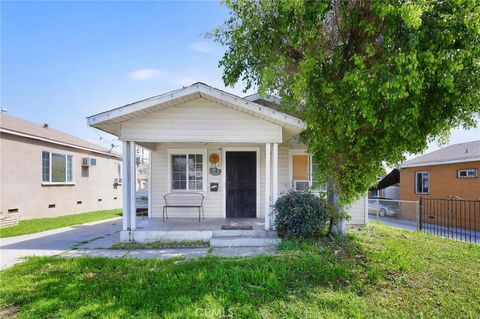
273,191,328,238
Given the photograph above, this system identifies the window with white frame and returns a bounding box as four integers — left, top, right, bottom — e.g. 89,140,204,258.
415,171,429,194
170,152,204,191
42,151,73,183
457,168,478,179
292,153,310,191
114,162,122,184
290,151,326,193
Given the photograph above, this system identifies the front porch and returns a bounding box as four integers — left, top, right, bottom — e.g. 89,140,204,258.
120,140,284,241
88,83,308,243
120,217,278,244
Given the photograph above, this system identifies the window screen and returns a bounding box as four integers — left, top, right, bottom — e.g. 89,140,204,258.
42,151,74,183
171,153,203,191
415,171,429,194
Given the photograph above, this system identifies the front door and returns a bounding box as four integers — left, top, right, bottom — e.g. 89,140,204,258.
226,151,256,218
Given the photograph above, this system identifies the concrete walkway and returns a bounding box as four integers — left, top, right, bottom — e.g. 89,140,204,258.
62,247,211,259
60,246,276,259
1,217,278,270
0,217,123,270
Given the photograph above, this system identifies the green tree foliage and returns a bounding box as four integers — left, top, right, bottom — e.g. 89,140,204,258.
210,0,480,205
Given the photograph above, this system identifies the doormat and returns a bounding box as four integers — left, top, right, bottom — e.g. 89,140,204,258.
221,225,253,230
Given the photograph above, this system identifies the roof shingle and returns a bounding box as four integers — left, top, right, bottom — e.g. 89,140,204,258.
0,113,120,157
401,140,480,168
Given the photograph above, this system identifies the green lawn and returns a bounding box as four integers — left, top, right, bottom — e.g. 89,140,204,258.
0,209,122,238
1,225,479,318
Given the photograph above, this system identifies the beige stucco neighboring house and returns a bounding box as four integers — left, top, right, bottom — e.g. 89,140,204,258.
0,113,122,222
87,83,367,242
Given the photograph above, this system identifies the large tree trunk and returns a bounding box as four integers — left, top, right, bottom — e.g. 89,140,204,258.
327,179,346,236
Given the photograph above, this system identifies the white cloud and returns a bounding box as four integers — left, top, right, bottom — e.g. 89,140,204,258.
128,68,163,80
190,42,213,54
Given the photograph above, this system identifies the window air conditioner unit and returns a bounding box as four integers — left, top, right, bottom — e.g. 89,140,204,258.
82,157,97,167
82,157,90,166
293,180,310,192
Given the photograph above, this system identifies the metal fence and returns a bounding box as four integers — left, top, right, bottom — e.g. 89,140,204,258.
368,197,480,244
419,197,480,244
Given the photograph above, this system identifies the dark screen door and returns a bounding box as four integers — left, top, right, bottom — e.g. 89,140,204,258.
226,151,256,218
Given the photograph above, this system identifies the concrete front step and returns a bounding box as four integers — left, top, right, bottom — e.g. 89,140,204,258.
210,236,280,248
211,246,277,257
212,229,277,238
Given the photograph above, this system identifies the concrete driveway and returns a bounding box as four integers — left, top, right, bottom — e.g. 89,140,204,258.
0,217,122,270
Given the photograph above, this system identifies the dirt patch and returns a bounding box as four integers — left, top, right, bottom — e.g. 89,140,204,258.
0,306,19,318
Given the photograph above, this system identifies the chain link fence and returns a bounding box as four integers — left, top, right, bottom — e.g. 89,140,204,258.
368,198,418,230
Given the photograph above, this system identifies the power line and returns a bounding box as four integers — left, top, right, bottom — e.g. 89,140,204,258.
90,127,120,151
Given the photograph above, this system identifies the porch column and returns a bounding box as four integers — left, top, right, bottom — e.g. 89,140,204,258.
122,141,131,231
265,143,271,230
272,143,279,228
129,141,137,230
147,150,152,218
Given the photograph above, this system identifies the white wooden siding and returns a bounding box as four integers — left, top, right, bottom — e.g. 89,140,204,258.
278,146,290,194
120,98,282,143
150,142,367,225
151,143,267,219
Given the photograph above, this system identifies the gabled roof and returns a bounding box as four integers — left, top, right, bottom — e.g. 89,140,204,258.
401,140,480,168
87,82,305,136
0,113,121,158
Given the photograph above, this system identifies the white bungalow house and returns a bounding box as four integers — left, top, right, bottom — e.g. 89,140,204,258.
87,83,367,242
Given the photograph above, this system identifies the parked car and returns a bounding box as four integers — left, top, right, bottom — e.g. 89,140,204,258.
368,197,400,217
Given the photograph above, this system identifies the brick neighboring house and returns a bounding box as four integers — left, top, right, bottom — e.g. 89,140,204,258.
0,113,122,223
400,140,480,202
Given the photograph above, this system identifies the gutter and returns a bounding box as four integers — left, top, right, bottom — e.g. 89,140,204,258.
400,158,480,168
0,128,122,159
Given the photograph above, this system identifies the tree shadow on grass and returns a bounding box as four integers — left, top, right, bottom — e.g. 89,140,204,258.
0,235,373,318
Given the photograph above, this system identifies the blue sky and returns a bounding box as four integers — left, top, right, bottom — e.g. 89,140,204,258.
1,1,249,150
1,1,478,157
